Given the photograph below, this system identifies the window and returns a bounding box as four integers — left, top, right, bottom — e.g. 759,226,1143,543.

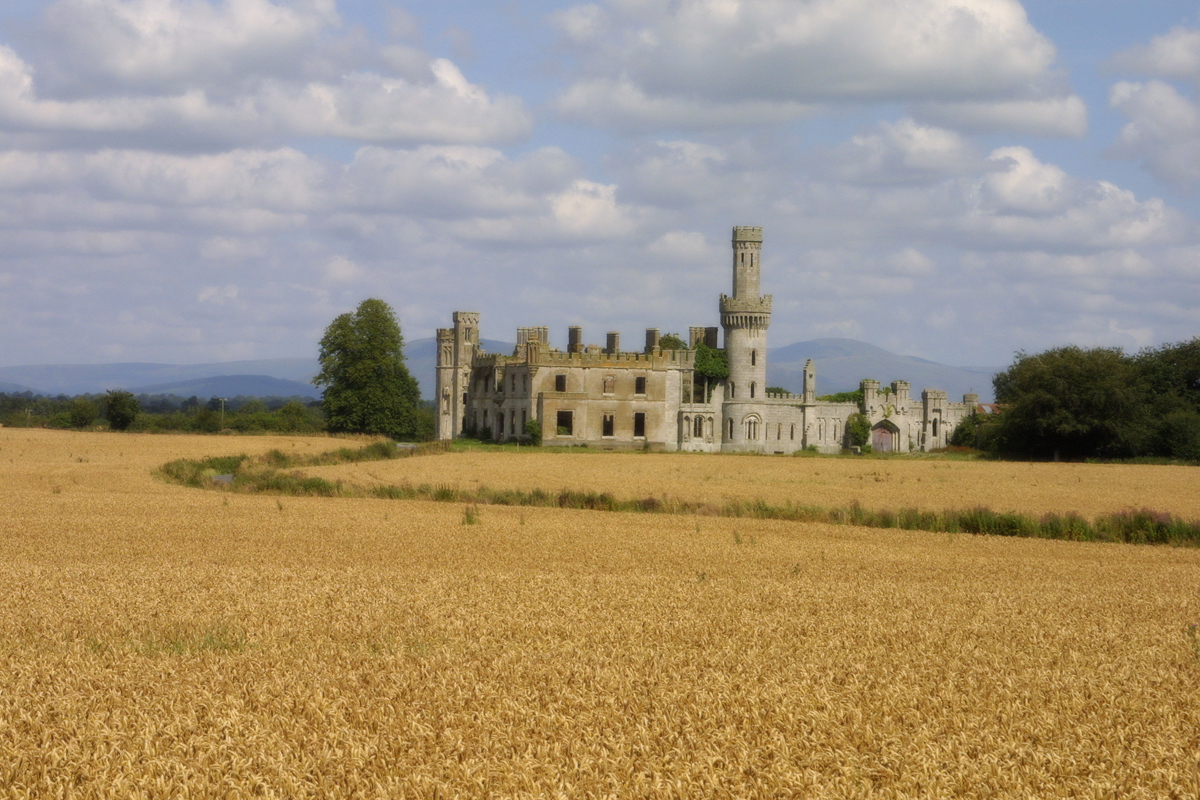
790,424,795,440
728,418,734,439
682,416,691,441
522,410,527,432
603,414,614,437
694,416,703,438
746,418,759,440
730,382,736,399
462,393,467,407
751,350,756,366
510,414,516,435
777,423,782,440
498,412,505,437
510,374,516,392
556,410,573,436
603,375,615,394
633,412,646,438
635,376,646,395
522,375,527,393
932,418,939,437
555,374,567,392
750,382,756,399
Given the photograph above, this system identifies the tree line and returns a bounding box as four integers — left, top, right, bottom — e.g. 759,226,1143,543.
952,338,1200,461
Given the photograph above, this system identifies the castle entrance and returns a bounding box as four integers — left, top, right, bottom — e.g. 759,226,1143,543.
871,422,898,453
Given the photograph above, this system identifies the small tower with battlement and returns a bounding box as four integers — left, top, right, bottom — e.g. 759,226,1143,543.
436,310,479,439
720,226,772,447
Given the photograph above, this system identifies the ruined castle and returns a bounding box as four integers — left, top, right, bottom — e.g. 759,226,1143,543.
436,227,977,453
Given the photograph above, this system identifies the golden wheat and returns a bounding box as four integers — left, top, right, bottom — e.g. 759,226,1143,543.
1,428,1197,797
310,449,1200,520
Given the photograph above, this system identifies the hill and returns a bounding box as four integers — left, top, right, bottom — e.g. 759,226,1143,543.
0,338,997,403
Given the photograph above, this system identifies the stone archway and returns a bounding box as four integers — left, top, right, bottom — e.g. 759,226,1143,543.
871,420,899,453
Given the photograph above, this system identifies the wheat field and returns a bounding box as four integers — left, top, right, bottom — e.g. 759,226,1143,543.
1,428,1198,797
312,448,1200,520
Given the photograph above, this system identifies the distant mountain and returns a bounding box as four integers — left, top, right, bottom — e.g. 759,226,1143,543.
129,374,319,399
0,337,998,402
0,380,37,394
0,358,320,396
767,338,997,402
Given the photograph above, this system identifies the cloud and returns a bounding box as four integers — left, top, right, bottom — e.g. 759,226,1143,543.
0,0,531,150
552,0,1080,134
1109,80,1200,189
1110,24,1200,84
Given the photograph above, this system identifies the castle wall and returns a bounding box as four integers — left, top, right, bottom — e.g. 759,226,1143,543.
437,225,979,454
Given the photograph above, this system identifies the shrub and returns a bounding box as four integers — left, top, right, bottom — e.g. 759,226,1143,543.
68,398,98,428
105,390,140,431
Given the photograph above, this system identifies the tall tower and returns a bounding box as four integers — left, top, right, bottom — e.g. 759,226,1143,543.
720,226,772,448
435,311,479,439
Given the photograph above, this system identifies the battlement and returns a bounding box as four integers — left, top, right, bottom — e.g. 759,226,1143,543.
474,344,694,370
732,226,763,243
719,294,772,314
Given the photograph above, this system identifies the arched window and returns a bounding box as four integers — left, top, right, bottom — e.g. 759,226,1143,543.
745,418,759,440
932,418,939,437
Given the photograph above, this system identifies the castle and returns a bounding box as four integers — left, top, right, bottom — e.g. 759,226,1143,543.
436,227,978,453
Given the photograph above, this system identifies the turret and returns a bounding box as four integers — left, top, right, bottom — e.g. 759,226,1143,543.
435,310,480,439
720,226,772,449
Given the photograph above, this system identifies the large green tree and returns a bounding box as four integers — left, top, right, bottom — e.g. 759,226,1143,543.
314,299,423,440
992,346,1151,459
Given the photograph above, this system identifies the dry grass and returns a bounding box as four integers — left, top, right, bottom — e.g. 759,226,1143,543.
312,449,1200,520
1,428,1198,797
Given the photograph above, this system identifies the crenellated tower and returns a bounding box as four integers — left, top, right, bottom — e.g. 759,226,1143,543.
720,226,771,446
435,310,479,439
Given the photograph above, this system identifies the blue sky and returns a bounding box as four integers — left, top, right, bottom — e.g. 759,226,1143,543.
1,0,1198,370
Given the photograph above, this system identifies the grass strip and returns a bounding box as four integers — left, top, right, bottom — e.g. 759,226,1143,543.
159,443,1200,546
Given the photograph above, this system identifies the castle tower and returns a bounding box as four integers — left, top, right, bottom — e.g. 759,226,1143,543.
720,226,772,448
435,311,479,439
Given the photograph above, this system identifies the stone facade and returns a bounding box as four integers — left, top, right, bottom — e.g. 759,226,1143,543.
436,227,978,453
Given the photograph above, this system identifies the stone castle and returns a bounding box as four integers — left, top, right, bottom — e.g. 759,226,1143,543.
436,227,977,453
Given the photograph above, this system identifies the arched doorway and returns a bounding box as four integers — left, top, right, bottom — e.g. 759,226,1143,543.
871,421,898,453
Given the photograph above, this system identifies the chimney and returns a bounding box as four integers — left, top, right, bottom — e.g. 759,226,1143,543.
645,328,660,353
568,326,583,354
606,331,620,353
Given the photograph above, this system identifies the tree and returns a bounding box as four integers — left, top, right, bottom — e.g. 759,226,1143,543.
992,346,1151,459
313,298,423,440
105,390,140,431
68,397,98,428
659,333,686,350
692,343,729,402
846,413,870,448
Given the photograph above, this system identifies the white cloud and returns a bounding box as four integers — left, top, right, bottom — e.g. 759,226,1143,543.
1111,24,1200,84
553,0,1079,133
823,119,981,184
1109,80,1200,189
914,95,1087,137
0,1,531,150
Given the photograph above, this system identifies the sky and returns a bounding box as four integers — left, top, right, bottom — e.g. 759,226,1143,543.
1,0,1199,370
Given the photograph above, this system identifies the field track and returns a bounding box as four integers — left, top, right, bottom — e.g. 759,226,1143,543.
1,428,1198,797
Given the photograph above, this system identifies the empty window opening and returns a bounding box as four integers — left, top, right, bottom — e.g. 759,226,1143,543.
730,382,736,399
746,418,759,440
932,418,939,437
750,382,756,399
556,410,573,436
462,392,468,407
633,412,646,438
694,416,704,438
522,375,528,393
790,424,795,440
603,414,615,437
555,374,567,392
751,350,756,366
635,376,646,395
728,418,734,439
497,413,505,438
